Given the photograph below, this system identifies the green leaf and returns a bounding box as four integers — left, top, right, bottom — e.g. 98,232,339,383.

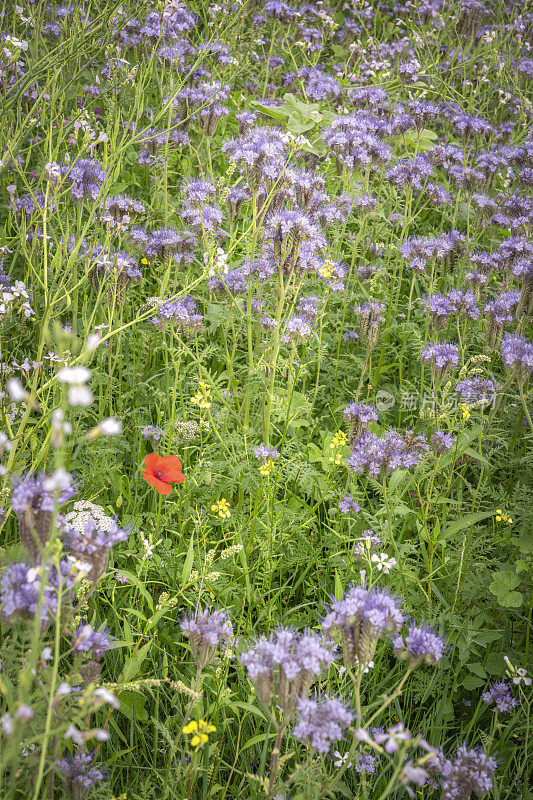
466,662,486,678
489,570,523,608
512,532,533,554
117,690,148,723
250,100,288,121
462,675,485,690
334,569,343,601
442,511,495,540
181,532,195,586
122,641,152,683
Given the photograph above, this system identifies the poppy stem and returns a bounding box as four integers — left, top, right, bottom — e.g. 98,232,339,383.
156,492,163,531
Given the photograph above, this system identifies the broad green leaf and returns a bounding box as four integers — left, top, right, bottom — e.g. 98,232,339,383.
442,511,495,540
122,641,152,683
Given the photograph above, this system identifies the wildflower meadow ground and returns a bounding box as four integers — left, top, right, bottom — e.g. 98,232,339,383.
0,0,533,798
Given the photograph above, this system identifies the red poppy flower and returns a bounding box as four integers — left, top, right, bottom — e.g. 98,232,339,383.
142,453,184,495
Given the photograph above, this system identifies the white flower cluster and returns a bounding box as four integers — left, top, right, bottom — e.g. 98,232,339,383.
0,280,34,319
61,500,115,534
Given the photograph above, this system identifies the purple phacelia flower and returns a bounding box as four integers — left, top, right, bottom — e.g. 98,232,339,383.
343,402,378,440
500,333,533,380
420,342,460,380
64,518,128,584
240,626,336,712
431,744,497,800
430,430,456,453
293,695,353,753
454,378,496,407
72,623,116,660
11,472,77,561
348,430,428,478
57,750,106,794
482,681,517,713
64,158,104,202
253,444,280,461
353,530,381,556
322,584,404,665
181,606,233,669
1,560,74,628
338,495,361,515
393,624,446,665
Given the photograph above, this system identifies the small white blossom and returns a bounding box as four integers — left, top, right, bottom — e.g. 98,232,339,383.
57,366,93,406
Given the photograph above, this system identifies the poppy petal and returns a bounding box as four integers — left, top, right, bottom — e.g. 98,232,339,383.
143,453,160,472
143,472,173,495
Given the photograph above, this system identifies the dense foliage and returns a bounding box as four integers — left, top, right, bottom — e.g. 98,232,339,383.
0,0,532,798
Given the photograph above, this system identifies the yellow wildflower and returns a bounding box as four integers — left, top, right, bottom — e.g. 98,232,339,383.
182,719,216,749
495,509,512,524
330,430,348,448
191,380,212,410
259,459,274,477
211,498,231,519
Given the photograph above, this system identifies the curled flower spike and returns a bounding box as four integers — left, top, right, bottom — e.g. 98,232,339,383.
142,454,184,495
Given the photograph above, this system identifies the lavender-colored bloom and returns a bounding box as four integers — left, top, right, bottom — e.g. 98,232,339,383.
482,681,517,713
286,168,325,209
88,248,142,303
322,113,392,173
72,623,116,660
221,127,287,192
64,518,128,584
430,430,456,453
144,228,182,261
338,495,361,515
293,695,352,753
454,378,496,407
400,232,464,273
57,751,106,795
102,194,145,224
227,186,250,218
181,606,232,668
348,430,429,479
14,191,55,220
240,627,335,711
182,179,217,207
300,67,341,102
253,445,280,462
283,315,312,344
141,425,164,442
64,158,104,202
484,291,521,349
354,301,385,349
420,342,460,380
343,402,378,440
182,203,223,233
393,624,446,665
151,297,204,334
1,560,73,628
512,259,533,314
322,585,404,665
235,111,258,135
11,472,76,560
355,753,376,773
500,334,533,380
421,291,479,327
385,155,434,192
265,209,323,265
432,744,497,800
